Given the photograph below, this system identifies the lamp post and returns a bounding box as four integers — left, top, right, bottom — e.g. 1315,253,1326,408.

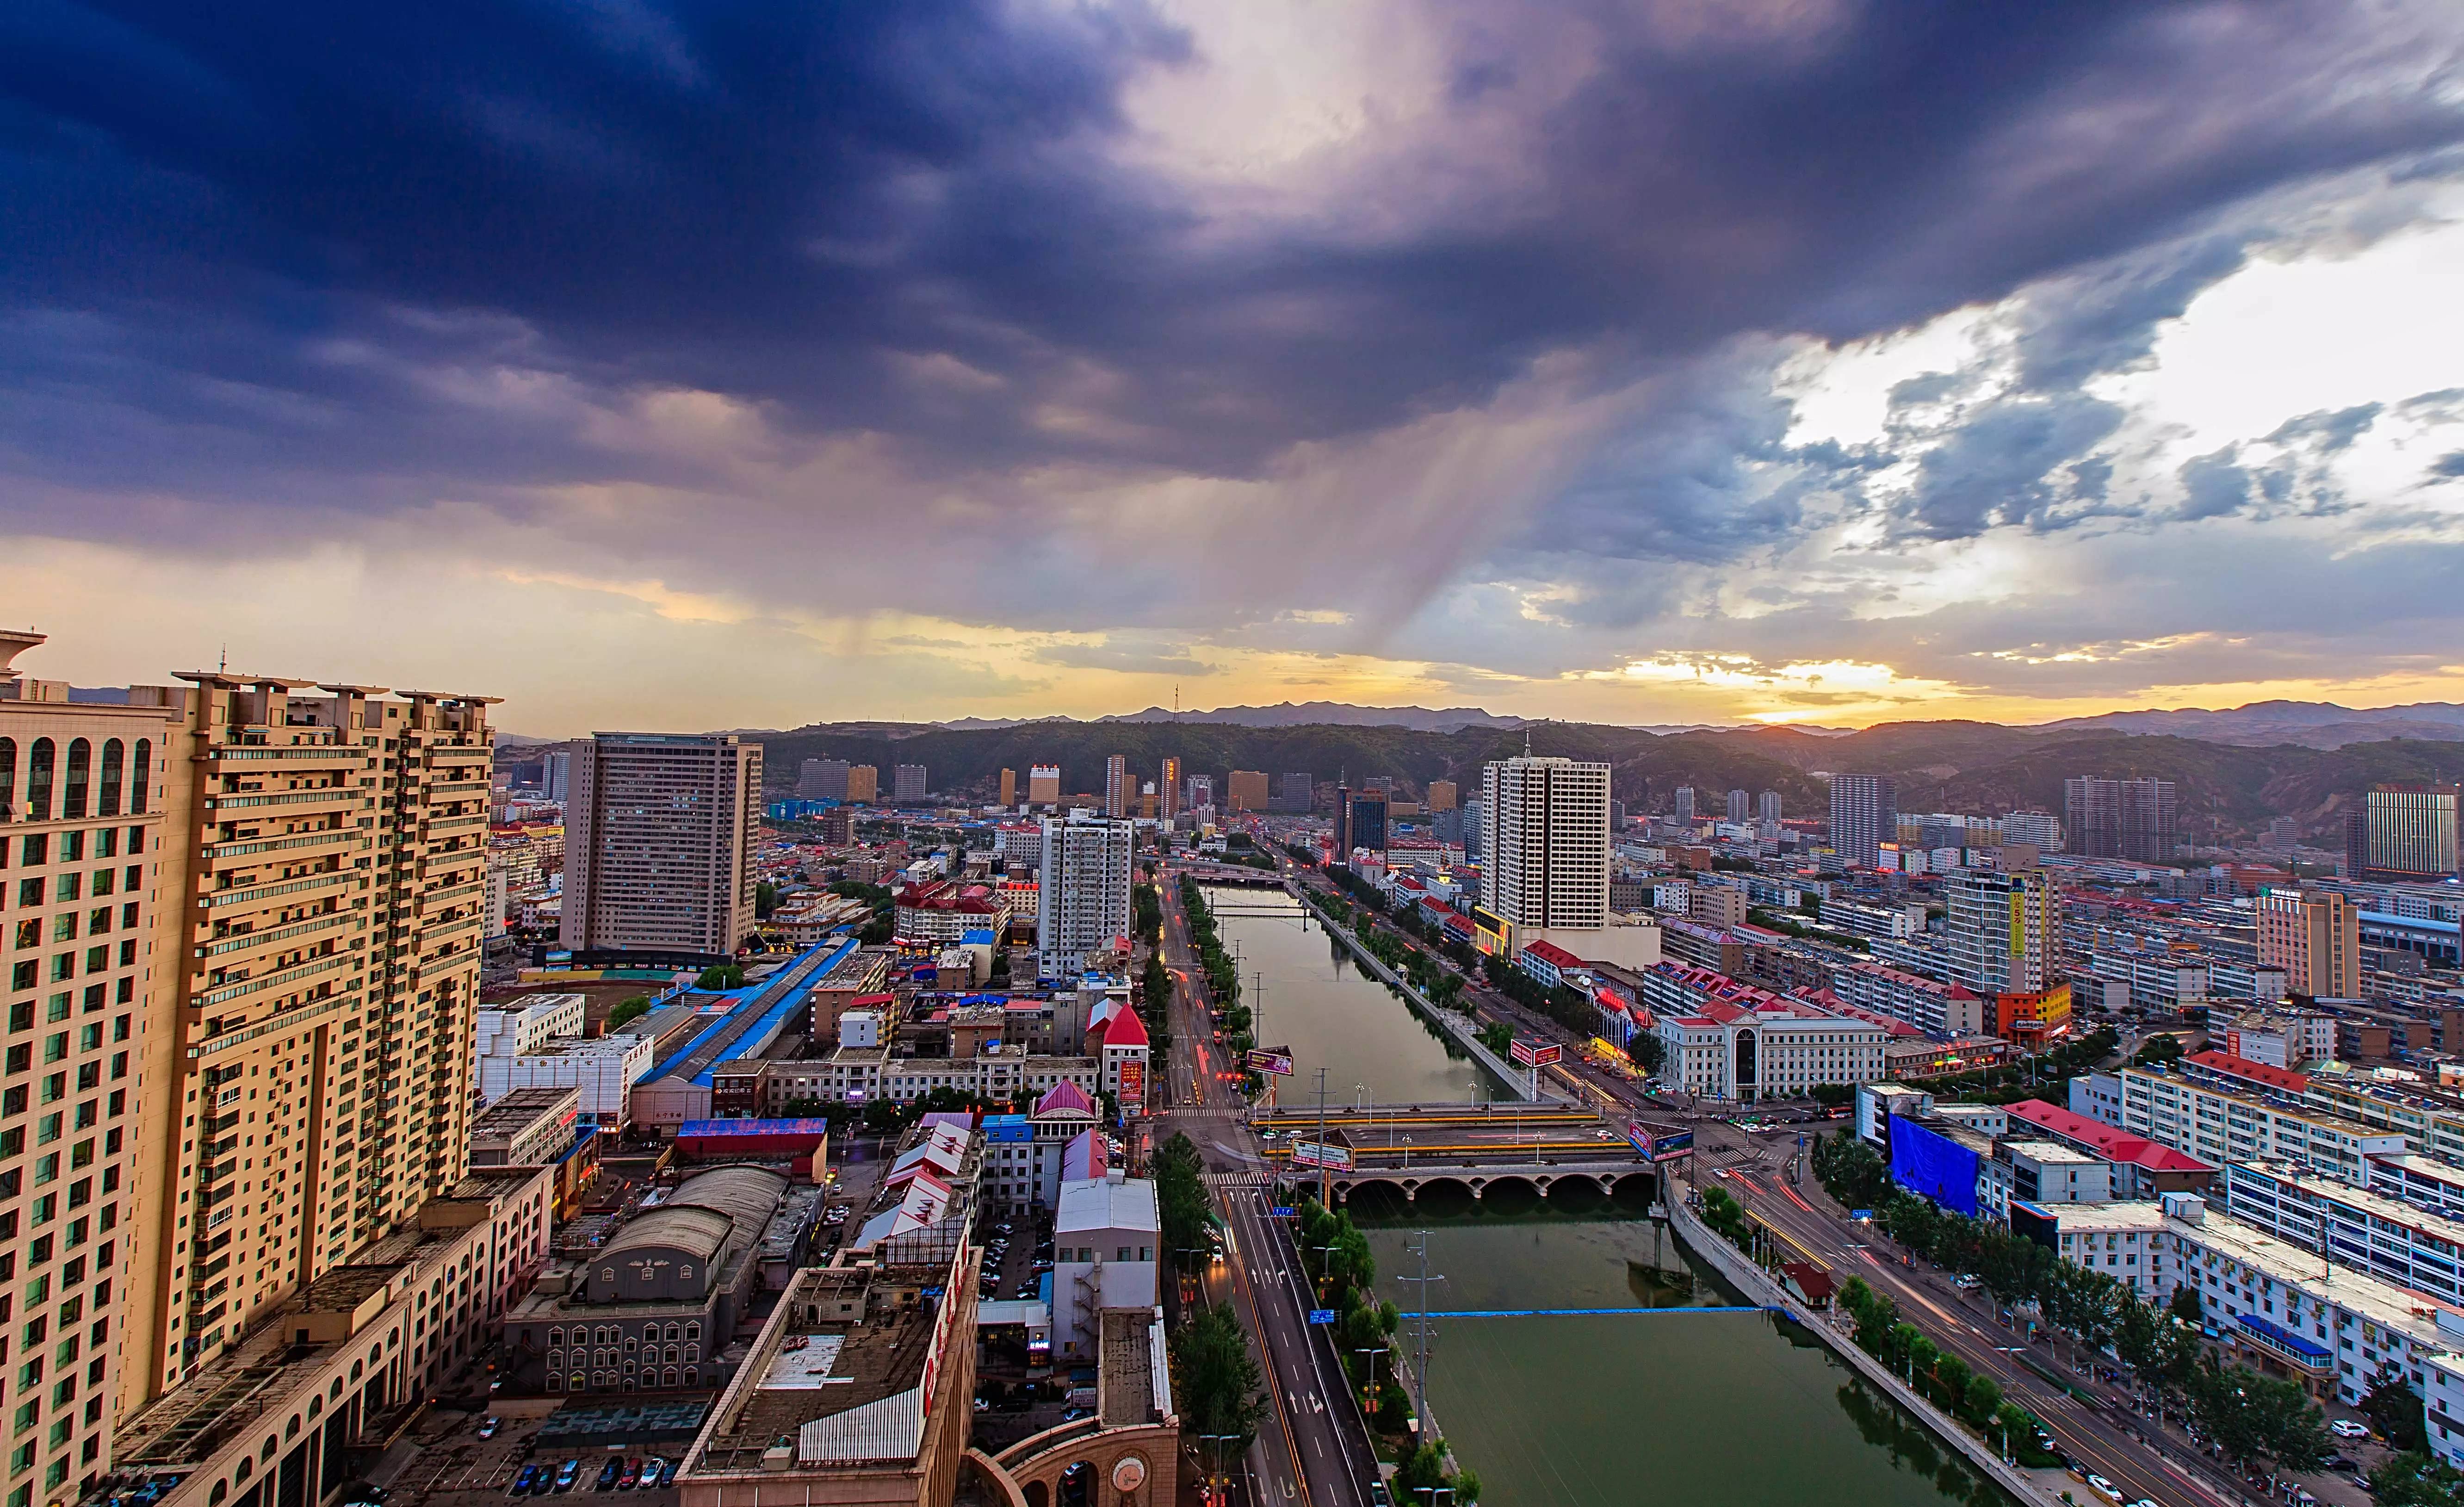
1197,1433,1243,1507
1403,1135,1413,1172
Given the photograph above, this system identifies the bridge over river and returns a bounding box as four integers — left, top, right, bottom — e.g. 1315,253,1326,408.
1250,1100,1660,1204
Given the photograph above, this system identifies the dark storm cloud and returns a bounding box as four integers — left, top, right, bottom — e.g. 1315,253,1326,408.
4,0,2462,516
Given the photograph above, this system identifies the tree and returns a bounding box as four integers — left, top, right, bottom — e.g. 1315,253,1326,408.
2132,1034,2185,1067
2168,1284,2204,1325
2366,1369,2433,1454
2190,1357,2333,1476
1809,1081,1853,1108
1154,1133,1211,1266
696,963,745,989
2370,1452,2464,1507
755,880,779,919
607,995,654,1030
1171,1306,1266,1460
1626,1031,1667,1076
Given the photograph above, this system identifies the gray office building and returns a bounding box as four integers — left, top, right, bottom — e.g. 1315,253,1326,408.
1829,774,1898,870
1277,772,1314,813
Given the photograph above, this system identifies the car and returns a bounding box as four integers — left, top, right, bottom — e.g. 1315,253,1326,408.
554,1461,582,1494
2084,1475,2121,1503
595,1460,622,1492
1061,1408,1093,1422
479,1417,501,1439
658,1461,679,1488
1953,1275,1981,1290
2330,1419,2371,1439
618,1461,641,1490
512,1467,540,1497
1368,1484,1393,1507
2130,1500,2159,1507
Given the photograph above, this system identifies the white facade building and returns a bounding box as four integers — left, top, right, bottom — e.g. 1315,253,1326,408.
481,1031,657,1127
1037,813,1135,981
1480,756,1611,932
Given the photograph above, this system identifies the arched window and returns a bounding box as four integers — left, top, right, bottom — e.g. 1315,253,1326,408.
25,739,53,821
62,739,89,819
98,740,124,817
129,739,150,814
684,1321,700,1342
548,1327,563,1348
0,738,14,819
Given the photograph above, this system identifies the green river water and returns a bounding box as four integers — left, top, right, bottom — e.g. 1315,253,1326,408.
1201,889,2013,1507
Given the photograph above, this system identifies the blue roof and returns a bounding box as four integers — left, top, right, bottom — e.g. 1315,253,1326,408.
2236,1312,2331,1359
2360,911,2461,936
645,936,859,1086
961,929,996,945
983,1115,1032,1142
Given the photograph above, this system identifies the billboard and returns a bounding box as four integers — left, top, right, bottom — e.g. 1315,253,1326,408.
1288,1140,1355,1171
1509,1038,1563,1068
1117,1060,1145,1118
1246,1047,1296,1077
1887,1117,1981,1217
1626,1122,1693,1162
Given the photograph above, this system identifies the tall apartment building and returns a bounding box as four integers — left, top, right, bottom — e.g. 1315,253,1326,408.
2365,784,2461,880
1758,790,1782,824
2064,776,2176,862
1943,866,2059,994
1027,764,1061,806
1341,790,1387,856
0,633,175,1495
1103,756,1127,819
1184,774,1213,812
1277,773,1313,814
845,764,878,804
540,750,571,802
891,764,928,803
96,660,500,1415
1426,781,1457,813
1158,758,1182,822
2001,810,2062,850
998,768,1016,808
797,758,849,801
2255,888,2359,999
1726,788,1749,824
1461,797,1484,861
561,734,759,965
1225,771,1269,813
1035,815,1133,981
1672,787,1696,822
1828,774,1897,870
1480,757,1610,931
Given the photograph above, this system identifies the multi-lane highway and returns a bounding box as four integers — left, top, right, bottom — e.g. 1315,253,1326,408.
1158,858,1376,1507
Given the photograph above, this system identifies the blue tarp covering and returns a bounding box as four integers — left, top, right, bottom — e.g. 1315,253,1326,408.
1888,1117,1981,1217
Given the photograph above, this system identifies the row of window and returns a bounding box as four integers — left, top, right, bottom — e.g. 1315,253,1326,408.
0,742,152,824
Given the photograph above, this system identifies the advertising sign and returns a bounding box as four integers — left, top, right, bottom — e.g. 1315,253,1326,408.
1245,1047,1296,1077
1117,1060,1146,1119
1627,1122,1693,1162
1288,1140,1355,1172
1509,1038,1563,1068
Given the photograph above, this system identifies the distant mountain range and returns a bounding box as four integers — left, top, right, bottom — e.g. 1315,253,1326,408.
2033,701,2464,749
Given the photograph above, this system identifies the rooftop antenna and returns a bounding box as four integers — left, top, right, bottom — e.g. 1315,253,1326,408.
217,643,228,674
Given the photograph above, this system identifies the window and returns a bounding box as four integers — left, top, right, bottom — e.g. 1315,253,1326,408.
59,744,87,823
95,745,122,820
22,745,50,825
126,744,149,817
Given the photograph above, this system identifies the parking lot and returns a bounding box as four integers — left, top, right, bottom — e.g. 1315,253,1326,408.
381,1400,687,1507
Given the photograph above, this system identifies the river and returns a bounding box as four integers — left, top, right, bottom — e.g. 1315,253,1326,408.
1198,887,2014,1507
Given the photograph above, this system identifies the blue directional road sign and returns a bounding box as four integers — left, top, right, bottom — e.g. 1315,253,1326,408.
1307,1309,1337,1325
1271,1207,1296,1218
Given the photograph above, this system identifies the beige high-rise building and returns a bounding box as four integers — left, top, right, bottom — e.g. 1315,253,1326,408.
1103,755,1127,819
1225,770,1270,813
1027,764,1061,806
1159,757,1182,822
108,663,498,1411
846,764,877,804
0,633,180,1497
998,768,1016,808
561,734,759,963
2256,888,2359,1000
1426,780,1457,812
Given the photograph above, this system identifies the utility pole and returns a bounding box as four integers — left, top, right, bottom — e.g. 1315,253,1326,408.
1315,1067,1331,1207
1396,1231,1446,1439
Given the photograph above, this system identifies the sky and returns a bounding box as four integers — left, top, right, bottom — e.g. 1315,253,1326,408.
6,1,2464,736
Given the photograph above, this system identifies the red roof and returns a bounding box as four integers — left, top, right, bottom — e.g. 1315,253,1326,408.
1091,1007,1150,1050
2185,1050,2309,1094
1522,940,1587,968
2004,1099,2215,1173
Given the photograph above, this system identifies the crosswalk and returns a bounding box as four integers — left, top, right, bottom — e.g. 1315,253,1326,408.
1203,1171,1276,1189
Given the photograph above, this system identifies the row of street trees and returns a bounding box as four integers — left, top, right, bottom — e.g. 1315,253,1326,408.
1810,1128,2334,1480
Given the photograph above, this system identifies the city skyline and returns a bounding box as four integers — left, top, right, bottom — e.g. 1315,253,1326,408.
5,6,2464,733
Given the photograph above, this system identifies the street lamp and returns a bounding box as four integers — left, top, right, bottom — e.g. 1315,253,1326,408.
1197,1433,1244,1507
1403,1135,1414,1171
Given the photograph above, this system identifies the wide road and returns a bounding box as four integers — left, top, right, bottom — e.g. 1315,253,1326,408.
1159,860,1376,1507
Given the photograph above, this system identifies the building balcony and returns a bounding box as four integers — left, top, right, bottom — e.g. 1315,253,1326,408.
2233,1313,2336,1378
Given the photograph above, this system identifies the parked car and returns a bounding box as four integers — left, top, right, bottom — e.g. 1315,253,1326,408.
617,1461,640,1490
637,1461,668,1492
2084,1475,2121,1503
511,1466,539,1497
594,1460,622,1492
657,1460,679,1488
553,1461,582,1494
478,1417,501,1439
2330,1420,2371,1439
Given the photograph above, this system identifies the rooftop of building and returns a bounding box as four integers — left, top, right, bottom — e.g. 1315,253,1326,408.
2016,1198,2172,1232
1058,1173,1158,1237
2185,1049,2311,1094
471,1085,578,1135
2233,1160,2464,1246
688,1265,959,1475
2001,1139,2102,1167
2175,1207,2455,1341
2003,1099,2216,1173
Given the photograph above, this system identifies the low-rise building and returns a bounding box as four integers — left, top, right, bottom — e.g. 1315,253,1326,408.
2119,1057,2407,1185
2008,1199,2175,1298
894,881,1012,944
503,1165,803,1394
471,1085,585,1167
1836,961,1986,1037
2219,1160,2464,1308
1641,963,1891,1102
1983,1141,2111,1217
2002,1098,2216,1199
1052,1172,1160,1363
